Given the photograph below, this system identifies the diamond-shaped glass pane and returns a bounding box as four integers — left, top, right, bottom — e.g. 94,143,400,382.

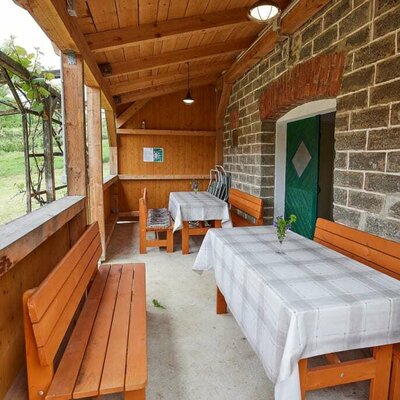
292,141,312,177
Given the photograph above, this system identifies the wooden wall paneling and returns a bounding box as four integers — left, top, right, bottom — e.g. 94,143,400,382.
0,224,71,399
119,180,209,211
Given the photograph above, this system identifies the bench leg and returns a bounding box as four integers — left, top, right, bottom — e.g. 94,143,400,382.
139,227,147,254
214,220,222,228
369,345,392,400
166,229,173,253
182,221,190,255
216,286,228,314
125,388,146,400
390,350,400,400
23,291,54,400
298,358,308,400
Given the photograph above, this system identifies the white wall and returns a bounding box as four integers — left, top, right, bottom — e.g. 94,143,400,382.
274,99,337,218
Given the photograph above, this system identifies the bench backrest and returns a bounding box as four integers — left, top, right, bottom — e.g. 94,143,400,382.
139,188,148,228
229,188,263,225
314,218,400,280
26,222,102,366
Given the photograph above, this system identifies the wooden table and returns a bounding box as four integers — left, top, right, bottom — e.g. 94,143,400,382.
168,191,231,254
193,226,400,400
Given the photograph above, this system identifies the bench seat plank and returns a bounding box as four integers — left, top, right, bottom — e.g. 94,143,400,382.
126,264,147,392
45,265,111,400
73,265,122,399
100,264,134,395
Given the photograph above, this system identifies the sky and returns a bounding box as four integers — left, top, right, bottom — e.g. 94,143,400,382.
0,0,60,69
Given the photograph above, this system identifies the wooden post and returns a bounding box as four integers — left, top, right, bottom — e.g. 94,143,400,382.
42,96,56,203
109,146,118,175
105,110,118,175
87,86,106,258
62,52,87,197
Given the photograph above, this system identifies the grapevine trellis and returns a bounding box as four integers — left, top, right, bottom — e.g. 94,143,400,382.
0,50,65,213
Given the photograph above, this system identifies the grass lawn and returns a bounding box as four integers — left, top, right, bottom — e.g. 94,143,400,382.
0,140,110,225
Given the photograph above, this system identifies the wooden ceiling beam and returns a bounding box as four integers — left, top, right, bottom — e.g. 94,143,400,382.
224,0,331,84
119,76,219,104
15,0,115,111
116,100,150,128
110,62,232,96
105,38,254,79
86,8,256,53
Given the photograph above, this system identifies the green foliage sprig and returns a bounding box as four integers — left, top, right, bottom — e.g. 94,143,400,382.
2,37,55,113
274,214,297,242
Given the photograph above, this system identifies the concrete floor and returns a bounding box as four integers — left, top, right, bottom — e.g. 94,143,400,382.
104,221,369,400
7,221,369,400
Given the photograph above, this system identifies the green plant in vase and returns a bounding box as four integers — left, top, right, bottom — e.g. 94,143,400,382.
274,214,297,254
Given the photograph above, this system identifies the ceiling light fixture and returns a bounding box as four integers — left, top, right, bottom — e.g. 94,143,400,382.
183,62,194,105
248,1,280,22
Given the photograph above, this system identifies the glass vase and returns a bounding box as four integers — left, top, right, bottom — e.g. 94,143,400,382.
276,239,285,254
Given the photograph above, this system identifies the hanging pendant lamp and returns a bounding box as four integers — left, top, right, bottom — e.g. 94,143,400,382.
248,1,280,22
183,62,194,105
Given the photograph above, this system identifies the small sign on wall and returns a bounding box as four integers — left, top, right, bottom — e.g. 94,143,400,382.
143,147,164,162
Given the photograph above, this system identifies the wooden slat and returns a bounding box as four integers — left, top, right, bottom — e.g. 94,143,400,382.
107,38,253,78
229,188,263,219
73,265,122,398
117,129,216,136
125,264,147,391
45,266,111,400
110,62,231,96
36,241,102,366
314,218,400,277
100,264,134,394
118,174,209,181
116,100,150,128
119,76,219,104
31,232,101,347
86,8,254,52
27,223,99,323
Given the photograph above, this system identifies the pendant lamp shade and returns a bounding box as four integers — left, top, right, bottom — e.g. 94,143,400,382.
248,1,280,22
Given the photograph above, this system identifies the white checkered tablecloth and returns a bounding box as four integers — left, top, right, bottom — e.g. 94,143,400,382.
193,226,400,400
168,191,232,232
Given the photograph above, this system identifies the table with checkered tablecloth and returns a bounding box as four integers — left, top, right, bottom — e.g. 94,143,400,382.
193,225,400,400
169,191,232,232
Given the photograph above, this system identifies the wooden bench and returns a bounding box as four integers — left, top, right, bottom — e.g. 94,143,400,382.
298,217,400,400
228,188,263,227
139,188,173,254
23,222,147,400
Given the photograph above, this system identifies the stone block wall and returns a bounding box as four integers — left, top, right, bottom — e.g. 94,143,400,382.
223,0,400,240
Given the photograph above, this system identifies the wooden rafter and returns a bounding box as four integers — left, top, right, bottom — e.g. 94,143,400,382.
105,38,254,79
15,0,115,111
119,76,218,104
110,62,232,96
116,100,150,128
86,8,255,53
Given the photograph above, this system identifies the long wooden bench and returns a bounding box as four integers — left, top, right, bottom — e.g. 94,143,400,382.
23,222,147,400
299,218,400,400
139,187,173,254
228,188,263,227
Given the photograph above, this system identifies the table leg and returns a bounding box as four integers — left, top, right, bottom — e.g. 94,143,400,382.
125,388,145,400
216,286,227,314
182,221,190,255
369,344,392,400
215,220,222,228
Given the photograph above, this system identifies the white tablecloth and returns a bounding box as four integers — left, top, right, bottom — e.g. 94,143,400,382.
168,191,232,232
193,226,400,400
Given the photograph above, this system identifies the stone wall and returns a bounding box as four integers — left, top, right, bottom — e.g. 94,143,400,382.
223,0,400,240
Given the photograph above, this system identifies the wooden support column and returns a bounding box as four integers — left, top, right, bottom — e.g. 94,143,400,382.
105,109,118,175
87,86,106,258
62,52,87,244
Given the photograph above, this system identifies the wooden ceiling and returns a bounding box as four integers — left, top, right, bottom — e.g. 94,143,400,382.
73,0,293,106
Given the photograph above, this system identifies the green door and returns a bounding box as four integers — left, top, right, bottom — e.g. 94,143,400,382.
285,116,320,239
